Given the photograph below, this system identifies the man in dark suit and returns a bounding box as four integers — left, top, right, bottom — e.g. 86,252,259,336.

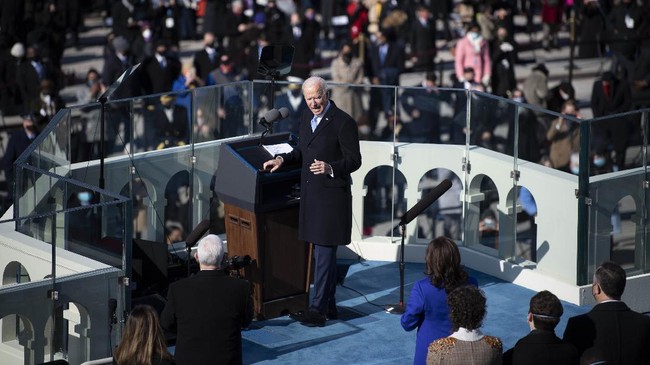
409,5,436,72
149,94,189,150
2,114,38,207
590,71,631,169
503,290,578,365
192,32,220,84
161,234,253,365
287,11,318,80
141,40,181,95
263,76,362,327
563,261,650,365
399,72,440,143
367,28,405,116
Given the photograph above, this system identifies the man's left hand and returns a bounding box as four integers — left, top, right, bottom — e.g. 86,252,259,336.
310,159,332,175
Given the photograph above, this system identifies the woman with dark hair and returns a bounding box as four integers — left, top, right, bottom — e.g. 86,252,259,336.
426,285,502,364
113,305,175,365
401,237,478,365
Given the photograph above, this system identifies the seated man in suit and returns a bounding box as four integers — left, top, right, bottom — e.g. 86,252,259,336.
563,261,650,365
503,290,578,365
161,234,253,365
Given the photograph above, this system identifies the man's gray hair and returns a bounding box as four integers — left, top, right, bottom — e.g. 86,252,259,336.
196,234,225,267
302,76,328,94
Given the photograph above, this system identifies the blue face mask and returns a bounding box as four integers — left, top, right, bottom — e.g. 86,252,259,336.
593,157,606,167
78,191,92,203
570,166,580,175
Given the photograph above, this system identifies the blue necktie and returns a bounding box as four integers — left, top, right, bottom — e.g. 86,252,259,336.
311,116,318,132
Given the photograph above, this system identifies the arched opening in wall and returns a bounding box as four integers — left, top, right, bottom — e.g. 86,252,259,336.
611,195,637,271
415,169,462,241
362,166,407,237
44,302,91,364
164,171,191,244
515,186,538,262
2,262,32,345
0,313,34,355
467,175,500,249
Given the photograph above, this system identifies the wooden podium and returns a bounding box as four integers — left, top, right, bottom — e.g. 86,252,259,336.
213,133,310,319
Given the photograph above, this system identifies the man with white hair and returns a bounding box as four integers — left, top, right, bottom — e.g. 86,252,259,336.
161,234,253,365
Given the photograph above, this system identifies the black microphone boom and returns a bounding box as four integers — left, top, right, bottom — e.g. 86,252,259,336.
277,107,289,119
259,108,280,127
259,107,290,128
399,179,452,225
185,219,211,248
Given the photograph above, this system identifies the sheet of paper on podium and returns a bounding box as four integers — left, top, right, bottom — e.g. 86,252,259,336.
263,143,293,156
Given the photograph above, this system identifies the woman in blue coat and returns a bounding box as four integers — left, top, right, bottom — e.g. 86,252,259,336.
401,236,478,365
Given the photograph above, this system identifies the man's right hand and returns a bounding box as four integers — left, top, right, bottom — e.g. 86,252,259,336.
262,157,283,173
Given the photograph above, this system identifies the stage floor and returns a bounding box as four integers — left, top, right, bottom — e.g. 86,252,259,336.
173,259,589,364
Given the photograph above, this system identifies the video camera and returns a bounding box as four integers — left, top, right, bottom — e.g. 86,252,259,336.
224,255,252,273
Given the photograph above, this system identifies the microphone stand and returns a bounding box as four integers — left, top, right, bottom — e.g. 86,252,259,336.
186,243,192,277
385,223,406,314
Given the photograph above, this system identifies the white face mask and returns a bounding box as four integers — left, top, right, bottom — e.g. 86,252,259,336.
468,32,480,41
165,17,175,29
142,28,152,39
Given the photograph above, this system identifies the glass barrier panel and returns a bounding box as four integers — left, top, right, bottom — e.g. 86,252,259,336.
0,213,126,364
195,82,250,140
129,144,193,245
414,168,463,241
589,111,645,175
508,102,551,166
468,92,516,155
362,164,400,239
588,170,647,278
251,80,273,136
69,103,103,163
435,89,468,146
16,110,72,177
396,85,448,144
192,137,225,235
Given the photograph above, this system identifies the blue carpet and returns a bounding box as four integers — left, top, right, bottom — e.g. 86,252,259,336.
240,260,589,364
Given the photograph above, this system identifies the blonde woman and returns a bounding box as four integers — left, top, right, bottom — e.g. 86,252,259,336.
113,305,174,365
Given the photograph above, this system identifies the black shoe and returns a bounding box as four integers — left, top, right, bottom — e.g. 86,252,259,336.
289,310,326,327
326,308,338,320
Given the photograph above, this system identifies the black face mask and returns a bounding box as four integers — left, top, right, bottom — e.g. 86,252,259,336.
290,89,302,97
342,53,352,64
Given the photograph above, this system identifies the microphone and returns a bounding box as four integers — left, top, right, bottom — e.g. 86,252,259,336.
399,179,452,225
259,107,290,127
185,219,211,248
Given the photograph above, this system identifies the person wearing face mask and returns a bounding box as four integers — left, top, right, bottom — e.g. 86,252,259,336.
131,21,156,64
192,32,220,83
330,42,365,123
454,23,491,89
505,89,541,164
33,78,65,124
546,80,575,114
151,94,189,150
409,5,437,73
490,26,517,98
287,11,318,80
141,39,181,95
2,114,39,208
274,76,309,135
546,100,581,172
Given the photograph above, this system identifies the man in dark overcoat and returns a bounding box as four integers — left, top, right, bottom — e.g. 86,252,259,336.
563,261,650,364
161,234,253,365
263,76,362,327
